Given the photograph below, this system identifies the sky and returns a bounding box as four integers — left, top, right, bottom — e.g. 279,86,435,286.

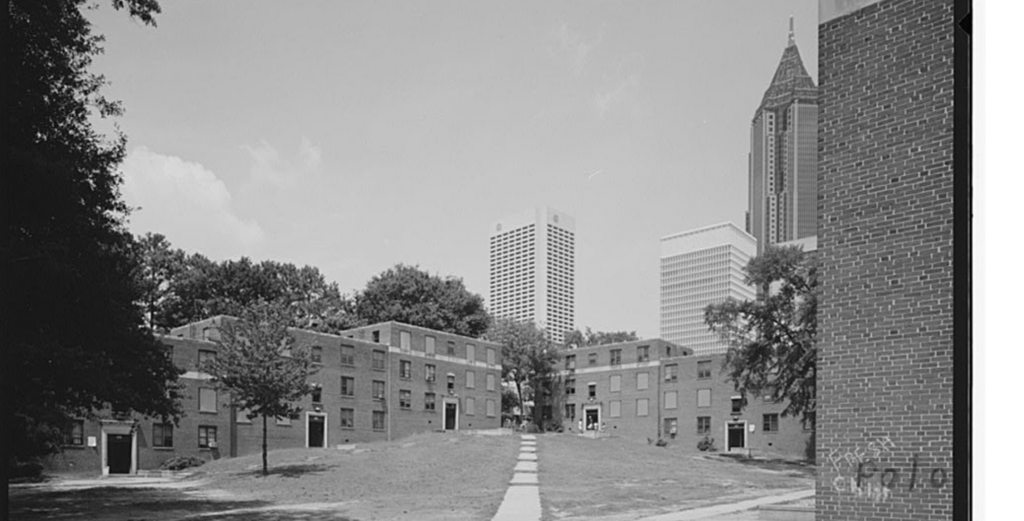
89,0,818,339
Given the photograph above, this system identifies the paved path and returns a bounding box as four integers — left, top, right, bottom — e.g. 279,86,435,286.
491,434,542,521
633,488,815,521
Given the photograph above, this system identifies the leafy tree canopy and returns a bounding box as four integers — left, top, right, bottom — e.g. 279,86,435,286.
354,264,491,338
563,327,640,347
3,0,182,462
704,245,817,423
485,317,558,427
202,302,319,475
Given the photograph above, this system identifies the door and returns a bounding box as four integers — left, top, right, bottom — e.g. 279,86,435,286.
108,434,132,474
308,415,325,447
445,402,458,430
664,418,678,439
727,422,746,451
585,408,599,430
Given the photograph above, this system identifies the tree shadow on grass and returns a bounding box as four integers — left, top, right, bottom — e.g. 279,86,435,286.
9,487,274,521
252,463,334,479
713,453,816,476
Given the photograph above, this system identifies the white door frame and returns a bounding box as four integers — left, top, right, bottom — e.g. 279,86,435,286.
724,420,748,451
305,411,328,448
100,421,137,476
442,398,459,430
583,404,601,431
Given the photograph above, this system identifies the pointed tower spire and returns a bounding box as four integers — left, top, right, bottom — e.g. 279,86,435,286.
788,16,795,46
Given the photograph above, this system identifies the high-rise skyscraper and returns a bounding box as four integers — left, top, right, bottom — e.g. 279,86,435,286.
489,207,575,344
660,222,756,355
747,18,818,253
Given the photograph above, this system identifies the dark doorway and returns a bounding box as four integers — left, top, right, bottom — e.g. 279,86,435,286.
108,434,132,474
585,408,599,430
444,402,457,430
727,422,746,451
308,415,325,447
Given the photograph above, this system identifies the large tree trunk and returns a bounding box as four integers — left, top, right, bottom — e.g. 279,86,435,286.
515,379,524,427
262,414,268,476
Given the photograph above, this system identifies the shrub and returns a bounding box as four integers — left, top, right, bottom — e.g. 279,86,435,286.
160,455,205,471
697,436,716,452
655,438,668,447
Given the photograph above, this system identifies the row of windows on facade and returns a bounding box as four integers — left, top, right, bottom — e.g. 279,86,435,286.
562,402,781,434
565,346,698,368
200,342,495,369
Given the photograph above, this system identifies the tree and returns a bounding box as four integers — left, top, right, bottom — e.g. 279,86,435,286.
563,327,640,347
4,0,183,465
201,302,318,476
354,264,491,338
485,317,558,428
134,233,186,329
704,245,817,423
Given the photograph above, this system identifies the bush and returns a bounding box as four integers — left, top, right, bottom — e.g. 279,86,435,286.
697,436,716,452
160,455,205,471
9,460,43,481
655,438,668,447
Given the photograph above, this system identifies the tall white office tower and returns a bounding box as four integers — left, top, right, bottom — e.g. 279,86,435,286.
660,222,756,355
489,207,575,344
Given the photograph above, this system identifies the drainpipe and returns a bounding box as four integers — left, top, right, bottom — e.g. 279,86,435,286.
386,336,392,442
656,351,663,441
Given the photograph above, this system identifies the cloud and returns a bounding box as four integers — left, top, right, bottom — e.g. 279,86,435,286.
592,73,641,118
120,147,265,258
242,137,322,188
555,21,601,77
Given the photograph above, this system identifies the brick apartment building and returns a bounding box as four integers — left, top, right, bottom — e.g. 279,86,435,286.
816,0,962,519
44,318,502,475
551,339,811,459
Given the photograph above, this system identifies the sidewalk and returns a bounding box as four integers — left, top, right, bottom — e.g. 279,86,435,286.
634,488,815,521
491,434,542,521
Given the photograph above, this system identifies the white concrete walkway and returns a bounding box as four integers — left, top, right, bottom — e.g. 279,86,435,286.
491,434,542,521
633,488,815,521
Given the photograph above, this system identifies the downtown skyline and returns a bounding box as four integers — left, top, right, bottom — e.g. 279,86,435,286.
95,1,819,338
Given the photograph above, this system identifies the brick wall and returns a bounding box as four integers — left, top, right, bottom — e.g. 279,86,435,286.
816,0,954,518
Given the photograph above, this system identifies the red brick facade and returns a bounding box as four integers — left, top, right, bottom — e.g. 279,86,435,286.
45,319,501,475
816,0,955,518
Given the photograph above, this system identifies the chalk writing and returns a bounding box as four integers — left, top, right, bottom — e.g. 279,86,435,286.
828,437,947,503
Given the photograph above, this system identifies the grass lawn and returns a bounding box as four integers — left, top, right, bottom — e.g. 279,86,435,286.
10,431,520,521
537,434,814,521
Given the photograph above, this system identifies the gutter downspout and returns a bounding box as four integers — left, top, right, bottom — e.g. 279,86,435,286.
386,335,392,442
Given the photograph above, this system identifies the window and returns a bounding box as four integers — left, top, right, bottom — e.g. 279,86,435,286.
425,364,436,382
487,399,496,417
664,364,678,382
426,336,436,356
202,327,215,341
731,396,744,414
153,424,173,447
400,330,411,351
340,408,354,429
371,330,380,343
610,400,621,418
447,374,455,393
697,360,712,379
637,398,649,417
610,349,622,366
588,383,596,399
400,360,412,379
697,389,711,408
763,413,779,432
198,349,216,367
466,344,475,362
236,408,253,424
664,418,678,439
373,380,385,400
425,392,436,410
565,355,576,370
372,350,386,371
311,384,322,403
466,397,476,415
610,374,621,393
400,390,411,409
199,388,217,413
697,416,711,435
447,340,456,356
64,420,84,446
276,415,292,426
340,376,354,397
340,345,354,366
565,403,576,422
487,348,495,365
372,411,385,431
466,370,476,389
588,353,598,366
637,345,649,363
311,346,322,364
665,391,678,409
198,426,217,448
565,378,576,395
637,372,649,390
486,373,496,391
